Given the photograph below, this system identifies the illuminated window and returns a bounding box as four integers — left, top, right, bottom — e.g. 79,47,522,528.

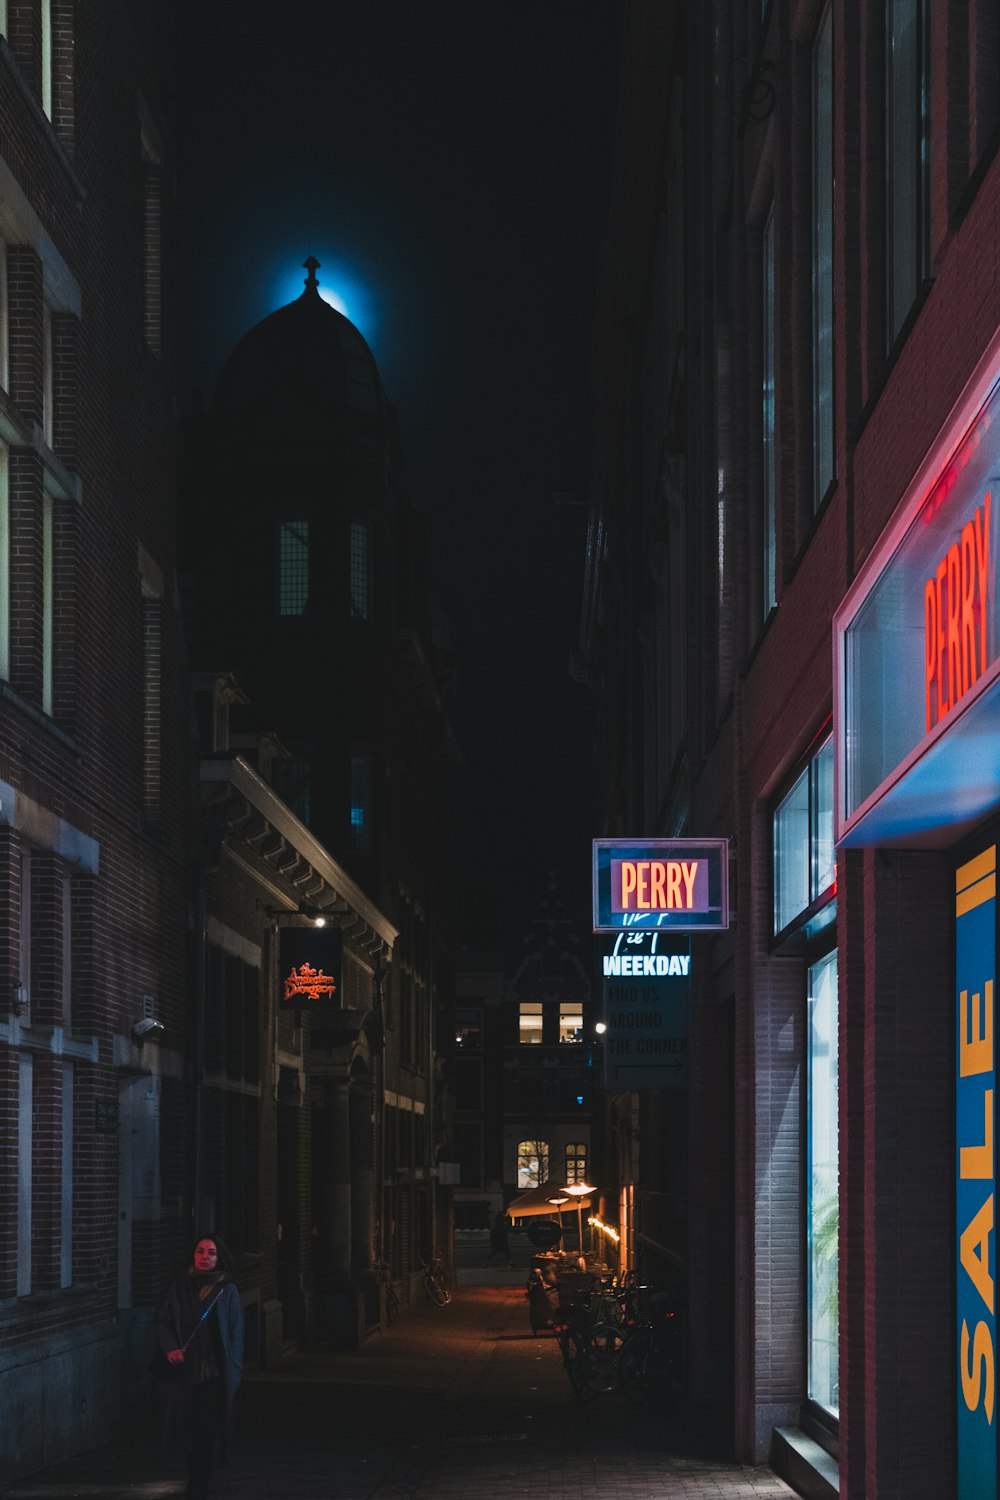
455,1006,482,1049
773,737,834,936
277,520,309,616
807,949,839,1416
517,1139,548,1189
518,1001,543,1044
812,1,834,509
350,753,373,854
349,520,372,621
885,0,930,348
565,1143,588,1185
559,1001,583,1044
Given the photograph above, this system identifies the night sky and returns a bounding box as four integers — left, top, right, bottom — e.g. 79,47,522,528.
177,2,621,951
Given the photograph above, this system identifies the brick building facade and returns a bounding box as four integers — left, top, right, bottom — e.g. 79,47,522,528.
582,3,1000,1496
0,0,184,1483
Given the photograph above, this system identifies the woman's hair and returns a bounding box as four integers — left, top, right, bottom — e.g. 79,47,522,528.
188,1232,237,1281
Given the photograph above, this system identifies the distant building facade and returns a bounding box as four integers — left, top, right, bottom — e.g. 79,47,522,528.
453,877,592,1231
582,3,1000,1497
181,262,460,1349
0,1,184,1482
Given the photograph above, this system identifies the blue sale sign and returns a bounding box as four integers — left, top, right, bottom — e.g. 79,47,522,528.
956,845,997,1500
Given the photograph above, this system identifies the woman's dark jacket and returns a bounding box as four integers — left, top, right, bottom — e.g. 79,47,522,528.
155,1273,244,1451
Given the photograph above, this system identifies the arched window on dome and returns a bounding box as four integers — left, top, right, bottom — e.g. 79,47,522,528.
277,519,309,616
349,521,372,622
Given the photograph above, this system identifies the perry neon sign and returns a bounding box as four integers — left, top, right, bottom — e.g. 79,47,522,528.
593,838,729,932
925,493,991,732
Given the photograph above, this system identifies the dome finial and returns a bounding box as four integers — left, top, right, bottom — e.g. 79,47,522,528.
303,255,321,294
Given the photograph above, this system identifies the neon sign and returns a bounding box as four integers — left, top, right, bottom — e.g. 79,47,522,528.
284,962,337,1003
278,926,343,1009
593,838,729,932
925,493,991,732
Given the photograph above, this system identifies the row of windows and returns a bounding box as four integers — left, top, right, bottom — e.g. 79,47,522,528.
519,1001,583,1044
516,1141,587,1190
759,0,931,620
277,517,373,621
454,1002,587,1048
276,751,374,854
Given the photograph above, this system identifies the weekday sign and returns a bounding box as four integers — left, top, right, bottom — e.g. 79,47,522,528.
593,838,729,932
600,932,691,1090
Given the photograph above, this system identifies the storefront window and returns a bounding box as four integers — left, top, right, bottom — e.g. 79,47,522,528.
807,949,839,1417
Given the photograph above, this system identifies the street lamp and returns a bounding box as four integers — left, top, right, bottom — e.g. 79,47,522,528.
563,1181,595,1256
547,1192,569,1242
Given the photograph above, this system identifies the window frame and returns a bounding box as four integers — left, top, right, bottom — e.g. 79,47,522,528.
884,0,931,352
349,518,373,622
772,731,836,946
276,518,310,618
518,1000,543,1045
811,0,835,512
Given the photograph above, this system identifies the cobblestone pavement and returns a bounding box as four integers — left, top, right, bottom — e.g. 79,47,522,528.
4,1285,795,1500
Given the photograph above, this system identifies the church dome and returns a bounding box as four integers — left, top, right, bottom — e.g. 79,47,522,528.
214,257,385,426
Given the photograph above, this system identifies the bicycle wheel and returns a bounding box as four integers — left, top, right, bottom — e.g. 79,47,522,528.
618,1327,654,1404
586,1322,627,1394
559,1328,592,1402
424,1271,449,1306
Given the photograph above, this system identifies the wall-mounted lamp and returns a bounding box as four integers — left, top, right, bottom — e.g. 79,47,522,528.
266,902,334,927
132,1017,165,1043
298,903,328,927
594,1021,607,1035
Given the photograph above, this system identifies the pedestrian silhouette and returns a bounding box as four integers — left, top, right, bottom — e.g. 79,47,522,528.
484,1210,512,1267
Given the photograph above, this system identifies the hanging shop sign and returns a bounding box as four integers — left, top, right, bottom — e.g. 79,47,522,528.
592,838,729,933
599,931,690,1090
835,353,1000,848
955,844,997,1499
278,925,343,1009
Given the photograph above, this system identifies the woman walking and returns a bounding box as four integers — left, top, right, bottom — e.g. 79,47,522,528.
155,1234,244,1500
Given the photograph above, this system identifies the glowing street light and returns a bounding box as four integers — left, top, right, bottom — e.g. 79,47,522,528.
563,1181,595,1253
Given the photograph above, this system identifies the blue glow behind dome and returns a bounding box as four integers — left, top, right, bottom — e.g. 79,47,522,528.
268,257,379,349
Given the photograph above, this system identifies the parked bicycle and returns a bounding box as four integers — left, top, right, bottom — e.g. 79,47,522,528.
419,1252,453,1306
617,1294,682,1406
372,1258,400,1324
552,1278,627,1400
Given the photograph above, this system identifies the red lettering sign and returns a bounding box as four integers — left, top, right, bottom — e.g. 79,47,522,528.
611,859,702,913
283,962,337,1003
925,492,991,732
